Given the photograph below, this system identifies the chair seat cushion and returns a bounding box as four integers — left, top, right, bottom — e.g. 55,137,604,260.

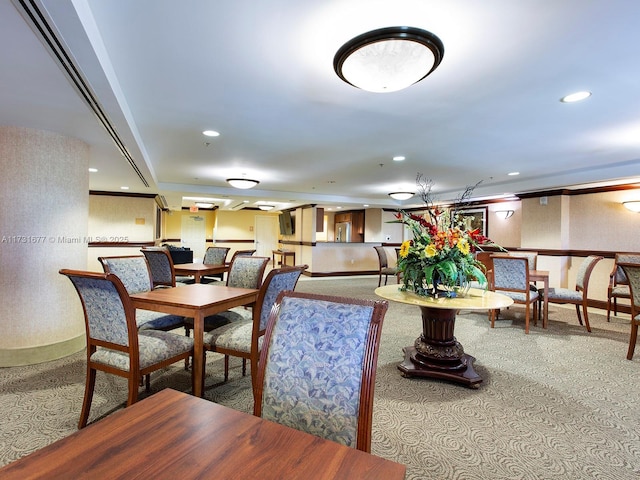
545,288,581,302
611,285,630,297
203,319,260,353
495,290,539,303
381,267,397,275
136,310,185,331
91,330,193,371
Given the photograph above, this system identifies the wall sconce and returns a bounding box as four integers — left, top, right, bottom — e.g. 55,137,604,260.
623,201,640,212
495,210,514,219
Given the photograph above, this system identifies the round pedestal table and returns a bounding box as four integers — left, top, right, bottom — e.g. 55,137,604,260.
375,285,513,388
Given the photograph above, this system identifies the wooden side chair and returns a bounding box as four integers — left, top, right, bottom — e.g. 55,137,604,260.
607,253,640,322
59,269,194,428
374,245,399,287
99,255,185,332
618,262,640,359
141,247,189,288
538,255,603,332
201,246,231,283
253,291,389,453
203,264,308,393
490,255,539,334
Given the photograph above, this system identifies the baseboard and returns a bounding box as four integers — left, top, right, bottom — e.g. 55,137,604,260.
0,334,86,367
302,270,378,277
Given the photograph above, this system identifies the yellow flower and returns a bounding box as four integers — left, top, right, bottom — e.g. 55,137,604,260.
399,240,411,257
425,244,438,258
457,238,470,255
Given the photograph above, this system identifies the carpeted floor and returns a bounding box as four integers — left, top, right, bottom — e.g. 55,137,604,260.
1,276,639,479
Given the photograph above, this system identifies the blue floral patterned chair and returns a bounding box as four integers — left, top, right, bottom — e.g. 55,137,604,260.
490,255,539,334
98,255,185,331
203,264,308,393
59,269,194,428
201,246,231,283
141,247,191,288
538,255,603,332
618,262,640,360
253,291,389,453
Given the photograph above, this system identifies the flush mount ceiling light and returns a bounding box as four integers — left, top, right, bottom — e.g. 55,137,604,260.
334,26,444,93
623,201,640,212
226,178,259,189
258,205,275,211
389,192,414,201
560,91,592,103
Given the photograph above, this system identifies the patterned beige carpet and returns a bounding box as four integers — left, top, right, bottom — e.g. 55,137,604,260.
1,277,639,479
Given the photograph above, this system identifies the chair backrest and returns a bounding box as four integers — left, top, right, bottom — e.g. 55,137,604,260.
612,253,640,285
374,245,388,268
98,255,152,294
575,255,603,292
226,256,270,289
254,265,308,333
203,246,230,265
509,251,538,270
141,248,176,288
229,249,257,264
60,269,137,353
254,291,389,453
491,255,530,293
618,263,640,314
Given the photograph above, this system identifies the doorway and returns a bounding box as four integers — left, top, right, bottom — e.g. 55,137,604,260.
255,215,278,258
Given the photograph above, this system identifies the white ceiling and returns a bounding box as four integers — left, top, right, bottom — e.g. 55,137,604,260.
3,0,640,212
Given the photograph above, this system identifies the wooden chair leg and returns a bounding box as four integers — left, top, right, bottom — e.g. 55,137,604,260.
126,375,139,407
224,355,229,382
78,366,96,429
524,304,530,334
582,302,592,333
575,304,584,326
627,321,638,360
242,358,247,377
377,274,382,287
606,297,612,322
145,374,151,392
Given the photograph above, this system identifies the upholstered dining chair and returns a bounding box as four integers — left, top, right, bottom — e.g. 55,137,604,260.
253,291,389,453
59,269,194,428
617,262,640,360
203,264,308,393
537,255,603,333
201,246,231,283
374,245,399,287
140,247,190,288
607,253,640,322
490,255,539,334
98,255,185,332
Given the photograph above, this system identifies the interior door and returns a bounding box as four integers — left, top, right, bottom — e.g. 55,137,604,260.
181,214,206,261
255,215,278,258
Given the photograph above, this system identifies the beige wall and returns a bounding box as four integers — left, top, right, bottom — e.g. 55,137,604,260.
0,127,88,365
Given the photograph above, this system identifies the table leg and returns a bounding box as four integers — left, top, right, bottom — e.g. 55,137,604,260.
543,277,548,328
398,306,482,388
192,311,204,397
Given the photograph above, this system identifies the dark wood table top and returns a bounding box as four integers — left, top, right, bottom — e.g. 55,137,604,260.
0,389,406,479
173,262,228,282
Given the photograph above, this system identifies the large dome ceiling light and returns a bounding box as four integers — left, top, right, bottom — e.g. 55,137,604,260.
334,26,444,93
388,192,415,201
226,178,260,189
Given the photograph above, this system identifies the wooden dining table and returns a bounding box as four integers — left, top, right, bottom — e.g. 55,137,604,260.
0,389,406,479
173,262,228,283
130,284,258,397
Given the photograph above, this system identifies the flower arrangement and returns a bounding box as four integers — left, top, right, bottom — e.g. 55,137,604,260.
392,175,503,297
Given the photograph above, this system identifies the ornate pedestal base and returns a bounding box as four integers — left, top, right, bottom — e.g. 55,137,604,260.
397,305,482,388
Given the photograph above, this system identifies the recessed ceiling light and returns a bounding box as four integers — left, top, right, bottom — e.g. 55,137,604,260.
120,186,129,190
507,172,520,176
393,156,405,161
560,91,591,103
363,204,369,207
88,168,98,173
202,130,220,137
195,202,214,208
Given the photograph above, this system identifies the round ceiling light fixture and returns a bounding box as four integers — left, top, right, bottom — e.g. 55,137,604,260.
334,26,444,93
226,178,260,189
388,192,414,201
258,204,275,211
